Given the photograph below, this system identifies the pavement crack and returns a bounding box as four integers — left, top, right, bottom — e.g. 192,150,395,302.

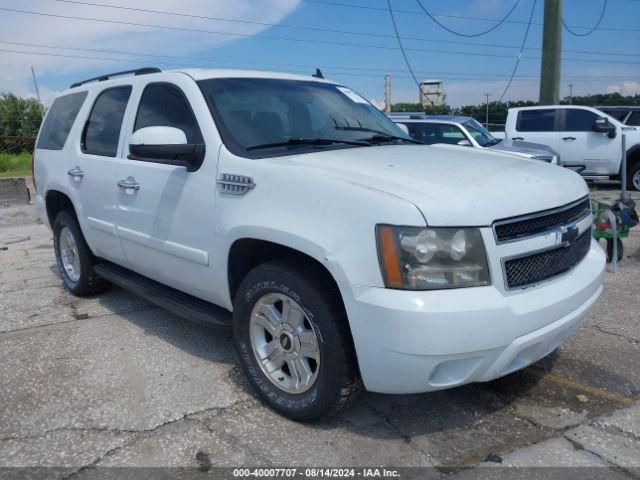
587,324,640,345
364,401,437,467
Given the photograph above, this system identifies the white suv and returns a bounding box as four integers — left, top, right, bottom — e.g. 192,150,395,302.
34,68,606,421
504,105,640,190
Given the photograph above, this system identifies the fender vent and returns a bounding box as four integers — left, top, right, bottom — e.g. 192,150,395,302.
217,174,256,195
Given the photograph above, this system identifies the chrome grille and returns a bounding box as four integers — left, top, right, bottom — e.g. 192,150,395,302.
504,230,591,289
494,197,591,243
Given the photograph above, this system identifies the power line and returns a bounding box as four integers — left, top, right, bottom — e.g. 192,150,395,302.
1,39,635,81
498,0,537,102
300,0,640,32
386,0,419,87
415,0,520,37
1,7,638,66
563,0,607,36
42,0,640,57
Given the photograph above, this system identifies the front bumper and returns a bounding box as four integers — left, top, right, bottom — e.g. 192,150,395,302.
342,239,606,394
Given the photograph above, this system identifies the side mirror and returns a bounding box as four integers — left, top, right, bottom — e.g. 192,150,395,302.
396,123,410,135
592,117,617,139
457,139,472,146
128,126,205,172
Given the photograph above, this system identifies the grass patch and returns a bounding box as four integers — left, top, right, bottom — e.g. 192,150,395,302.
0,152,31,179
73,313,90,321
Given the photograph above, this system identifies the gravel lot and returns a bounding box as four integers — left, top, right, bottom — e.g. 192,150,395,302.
1,187,639,478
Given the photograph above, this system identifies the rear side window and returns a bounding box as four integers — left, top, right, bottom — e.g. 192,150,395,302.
82,86,132,157
562,109,598,132
516,109,556,132
36,91,87,150
134,83,203,143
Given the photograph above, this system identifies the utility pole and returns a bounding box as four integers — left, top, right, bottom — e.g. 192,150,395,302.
539,0,562,105
30,66,45,115
568,83,573,105
483,93,491,128
384,74,392,113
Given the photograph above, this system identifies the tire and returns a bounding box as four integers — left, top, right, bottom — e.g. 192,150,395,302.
233,259,362,421
628,161,640,192
606,237,624,263
53,211,110,296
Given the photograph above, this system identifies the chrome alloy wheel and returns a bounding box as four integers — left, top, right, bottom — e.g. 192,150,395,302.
59,226,81,282
249,293,320,394
633,169,640,191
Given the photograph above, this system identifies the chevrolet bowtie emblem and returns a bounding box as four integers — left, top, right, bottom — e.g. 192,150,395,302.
557,225,579,246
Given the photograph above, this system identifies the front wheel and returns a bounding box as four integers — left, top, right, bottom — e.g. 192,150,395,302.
233,259,362,421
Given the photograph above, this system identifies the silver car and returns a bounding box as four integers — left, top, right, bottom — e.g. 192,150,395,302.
390,113,562,165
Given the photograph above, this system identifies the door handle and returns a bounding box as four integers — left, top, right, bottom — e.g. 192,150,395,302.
117,176,140,191
562,136,577,141
512,137,524,140
67,166,84,179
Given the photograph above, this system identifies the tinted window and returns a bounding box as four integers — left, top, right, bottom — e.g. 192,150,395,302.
627,112,640,126
403,122,466,145
563,109,598,132
36,91,87,150
517,109,556,132
134,83,203,143
82,86,132,157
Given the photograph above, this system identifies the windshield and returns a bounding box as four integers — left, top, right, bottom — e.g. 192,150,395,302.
463,119,499,147
198,78,412,158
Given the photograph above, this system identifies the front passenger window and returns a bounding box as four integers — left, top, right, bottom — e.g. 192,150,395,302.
134,83,203,143
563,109,598,132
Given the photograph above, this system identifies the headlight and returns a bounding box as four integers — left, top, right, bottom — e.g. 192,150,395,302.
376,225,490,290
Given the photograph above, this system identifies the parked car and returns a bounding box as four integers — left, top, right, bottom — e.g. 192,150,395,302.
597,106,640,126
504,105,640,191
34,68,605,421
390,113,561,165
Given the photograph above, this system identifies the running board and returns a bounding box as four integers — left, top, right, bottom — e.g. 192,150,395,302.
94,262,232,329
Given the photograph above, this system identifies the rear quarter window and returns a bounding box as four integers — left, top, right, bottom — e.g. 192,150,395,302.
36,91,88,150
516,109,556,132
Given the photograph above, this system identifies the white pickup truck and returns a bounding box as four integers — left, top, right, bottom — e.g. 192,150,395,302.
503,105,640,191
34,68,605,421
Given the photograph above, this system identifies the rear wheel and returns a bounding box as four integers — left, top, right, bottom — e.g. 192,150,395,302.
233,259,362,421
53,211,110,296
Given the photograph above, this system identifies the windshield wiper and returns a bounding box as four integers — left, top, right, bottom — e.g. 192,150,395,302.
362,134,423,145
246,137,369,151
335,126,422,144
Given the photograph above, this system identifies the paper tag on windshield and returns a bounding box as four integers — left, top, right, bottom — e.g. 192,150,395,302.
337,87,369,104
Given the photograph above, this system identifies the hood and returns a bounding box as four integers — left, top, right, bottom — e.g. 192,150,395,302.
290,144,587,226
488,139,558,158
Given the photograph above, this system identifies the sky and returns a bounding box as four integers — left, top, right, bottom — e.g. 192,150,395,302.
0,0,638,108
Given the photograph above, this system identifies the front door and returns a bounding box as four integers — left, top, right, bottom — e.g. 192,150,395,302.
115,75,219,302
558,108,621,175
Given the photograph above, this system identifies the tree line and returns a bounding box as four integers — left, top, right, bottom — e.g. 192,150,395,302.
0,93,44,137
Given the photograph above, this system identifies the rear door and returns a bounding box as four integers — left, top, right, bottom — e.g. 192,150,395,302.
73,85,132,264
512,109,560,154
558,108,621,175
115,74,218,301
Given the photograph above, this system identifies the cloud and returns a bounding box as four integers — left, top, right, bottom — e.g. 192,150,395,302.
0,0,300,103
607,82,640,95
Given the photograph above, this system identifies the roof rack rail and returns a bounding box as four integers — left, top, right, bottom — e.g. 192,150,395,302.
70,67,161,88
